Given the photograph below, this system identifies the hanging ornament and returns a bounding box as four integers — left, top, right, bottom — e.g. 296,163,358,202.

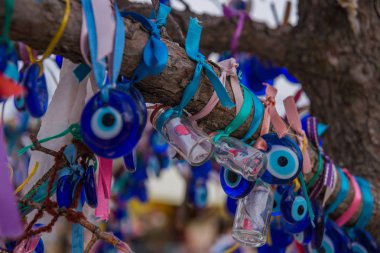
232,180,273,247
22,64,49,118
214,135,266,181
350,228,379,253
259,133,303,184
151,106,214,166
220,167,254,199
280,186,308,224
81,89,140,158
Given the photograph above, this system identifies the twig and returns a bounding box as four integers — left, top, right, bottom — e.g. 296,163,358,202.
84,232,98,253
29,134,60,157
177,0,190,11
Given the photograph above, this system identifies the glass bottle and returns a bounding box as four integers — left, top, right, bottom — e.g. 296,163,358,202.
151,106,214,166
232,180,273,247
214,136,267,181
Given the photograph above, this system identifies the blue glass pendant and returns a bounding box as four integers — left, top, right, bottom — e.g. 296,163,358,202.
150,130,169,154
280,187,308,223
270,220,293,249
220,167,254,199
23,64,48,118
281,215,310,234
226,196,238,216
123,150,137,173
84,165,97,208
57,175,74,208
351,229,379,253
34,237,45,253
80,89,139,158
0,42,9,72
189,179,208,208
260,133,302,184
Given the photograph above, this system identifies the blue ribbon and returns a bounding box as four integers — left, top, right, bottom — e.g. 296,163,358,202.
178,17,235,112
81,0,106,88
325,167,349,217
80,0,125,98
354,177,373,229
151,3,171,28
120,11,169,85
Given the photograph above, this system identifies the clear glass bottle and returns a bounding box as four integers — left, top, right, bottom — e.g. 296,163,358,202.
232,180,273,247
151,106,214,166
214,136,267,181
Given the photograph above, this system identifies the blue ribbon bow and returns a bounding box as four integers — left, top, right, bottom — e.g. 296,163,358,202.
121,10,170,84
178,17,235,112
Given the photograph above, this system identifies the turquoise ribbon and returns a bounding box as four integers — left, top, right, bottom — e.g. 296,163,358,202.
111,1,126,85
213,86,252,141
121,11,169,85
354,177,373,229
177,17,235,113
241,88,264,142
325,167,349,217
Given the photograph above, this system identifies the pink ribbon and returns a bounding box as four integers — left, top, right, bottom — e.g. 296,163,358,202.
260,84,287,137
95,157,113,221
190,58,243,121
0,125,23,238
335,168,362,227
284,96,312,174
223,5,250,54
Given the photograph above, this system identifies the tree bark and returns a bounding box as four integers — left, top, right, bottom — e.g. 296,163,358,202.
1,0,380,243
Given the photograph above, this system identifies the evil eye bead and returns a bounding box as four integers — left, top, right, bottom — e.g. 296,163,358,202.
84,165,98,208
225,196,238,216
23,64,48,118
90,106,123,140
260,133,302,184
220,167,254,199
352,243,368,253
281,215,310,234
80,89,139,158
351,229,379,253
281,194,307,223
294,226,313,245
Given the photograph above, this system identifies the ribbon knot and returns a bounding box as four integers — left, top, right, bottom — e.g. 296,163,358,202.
153,3,171,28
284,96,312,174
176,17,234,113
260,84,287,137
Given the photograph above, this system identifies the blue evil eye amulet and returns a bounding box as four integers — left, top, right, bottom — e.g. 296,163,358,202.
260,133,303,184
220,167,254,199
81,89,140,158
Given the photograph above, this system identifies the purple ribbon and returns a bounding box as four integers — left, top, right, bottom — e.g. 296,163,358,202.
306,117,319,148
223,5,250,54
322,151,334,188
0,127,23,238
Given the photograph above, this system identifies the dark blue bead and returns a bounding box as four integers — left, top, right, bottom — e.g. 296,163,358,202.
84,165,98,208
281,215,310,234
260,133,302,185
294,224,313,245
14,96,26,111
220,167,254,199
80,89,140,158
270,221,293,248
23,64,48,118
189,179,208,208
351,228,378,253
0,42,9,72
57,175,74,208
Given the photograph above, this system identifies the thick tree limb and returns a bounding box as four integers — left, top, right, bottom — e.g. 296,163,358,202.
1,0,380,242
